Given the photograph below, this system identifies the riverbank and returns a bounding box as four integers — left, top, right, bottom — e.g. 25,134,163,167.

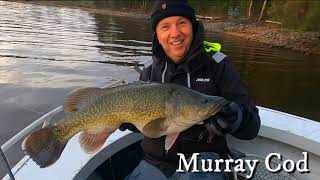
15,0,320,55
204,21,320,55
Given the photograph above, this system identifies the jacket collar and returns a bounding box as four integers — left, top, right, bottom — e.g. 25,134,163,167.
151,21,206,74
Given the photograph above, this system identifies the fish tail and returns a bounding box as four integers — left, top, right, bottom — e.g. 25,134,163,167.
22,126,67,168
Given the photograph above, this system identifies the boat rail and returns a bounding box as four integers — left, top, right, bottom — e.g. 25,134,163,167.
0,80,127,180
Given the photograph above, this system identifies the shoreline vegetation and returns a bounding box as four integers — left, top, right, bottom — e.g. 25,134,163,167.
15,0,320,55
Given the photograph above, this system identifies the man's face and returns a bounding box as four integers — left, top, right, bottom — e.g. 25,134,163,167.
156,16,193,64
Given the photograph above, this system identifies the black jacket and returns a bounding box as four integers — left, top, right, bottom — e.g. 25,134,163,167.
139,21,260,176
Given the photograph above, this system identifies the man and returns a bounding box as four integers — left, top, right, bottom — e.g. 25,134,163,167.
120,0,260,179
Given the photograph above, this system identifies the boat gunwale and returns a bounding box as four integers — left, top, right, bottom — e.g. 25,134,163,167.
258,106,320,157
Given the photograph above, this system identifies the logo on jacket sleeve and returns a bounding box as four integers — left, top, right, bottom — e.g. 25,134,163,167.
161,3,167,10
196,78,211,82
212,52,226,63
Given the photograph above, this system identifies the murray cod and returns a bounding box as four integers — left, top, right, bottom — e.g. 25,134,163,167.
22,82,228,168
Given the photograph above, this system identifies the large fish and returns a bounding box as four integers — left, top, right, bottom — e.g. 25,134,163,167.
22,82,228,168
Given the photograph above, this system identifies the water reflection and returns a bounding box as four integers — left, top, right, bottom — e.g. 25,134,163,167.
93,13,152,63
0,0,320,178
0,1,149,89
206,33,320,121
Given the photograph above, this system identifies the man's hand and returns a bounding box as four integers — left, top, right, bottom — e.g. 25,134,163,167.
119,123,140,133
204,102,242,136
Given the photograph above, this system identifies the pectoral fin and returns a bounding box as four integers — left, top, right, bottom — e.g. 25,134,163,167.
165,133,180,152
142,118,168,138
79,130,110,154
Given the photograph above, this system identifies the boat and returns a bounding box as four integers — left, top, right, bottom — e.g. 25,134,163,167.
1,79,320,180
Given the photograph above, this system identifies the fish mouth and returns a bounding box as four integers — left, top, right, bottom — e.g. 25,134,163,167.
206,102,224,117
208,106,219,115
197,107,216,122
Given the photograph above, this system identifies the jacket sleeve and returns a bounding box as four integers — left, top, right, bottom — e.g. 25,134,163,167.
213,57,261,140
139,65,152,82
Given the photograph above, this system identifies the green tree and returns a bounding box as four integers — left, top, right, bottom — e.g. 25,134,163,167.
268,0,320,31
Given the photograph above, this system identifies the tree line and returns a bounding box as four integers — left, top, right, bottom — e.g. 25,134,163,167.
68,0,320,31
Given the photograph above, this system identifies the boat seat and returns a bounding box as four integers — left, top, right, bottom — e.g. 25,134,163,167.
228,148,246,159
87,140,144,180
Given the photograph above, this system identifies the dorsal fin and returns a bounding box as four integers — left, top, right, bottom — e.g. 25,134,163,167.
63,87,105,113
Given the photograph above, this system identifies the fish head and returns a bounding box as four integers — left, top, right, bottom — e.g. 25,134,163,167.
165,85,228,128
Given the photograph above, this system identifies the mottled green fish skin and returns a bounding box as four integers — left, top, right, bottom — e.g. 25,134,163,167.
21,82,228,168
52,83,227,142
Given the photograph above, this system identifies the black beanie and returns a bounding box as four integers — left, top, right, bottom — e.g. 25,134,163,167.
151,0,196,31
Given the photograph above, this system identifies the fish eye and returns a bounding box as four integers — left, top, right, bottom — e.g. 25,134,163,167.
201,98,208,104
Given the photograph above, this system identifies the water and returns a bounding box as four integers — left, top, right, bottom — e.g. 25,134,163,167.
0,1,319,178
206,33,320,123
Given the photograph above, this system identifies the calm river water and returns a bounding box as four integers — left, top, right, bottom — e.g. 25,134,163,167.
0,1,319,178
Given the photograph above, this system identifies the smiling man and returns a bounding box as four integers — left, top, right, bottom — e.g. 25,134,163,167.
121,0,261,179
155,16,193,63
